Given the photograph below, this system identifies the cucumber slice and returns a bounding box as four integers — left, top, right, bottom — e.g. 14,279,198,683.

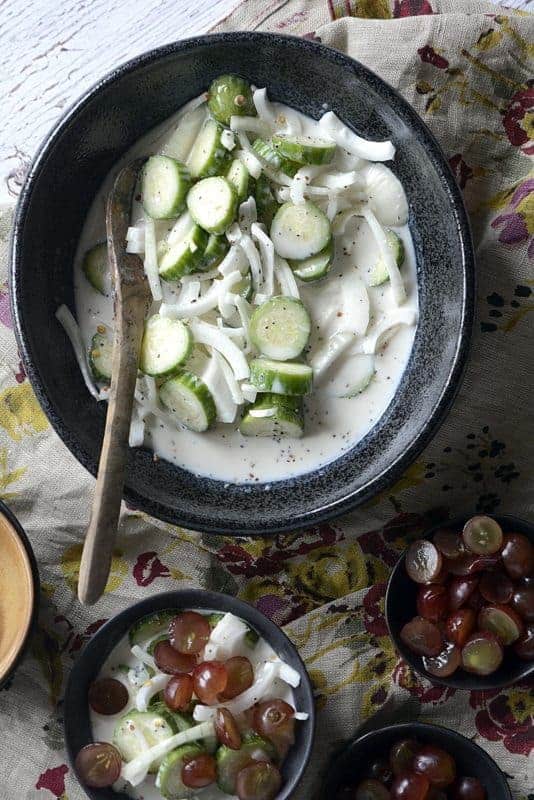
250,296,311,360
226,159,249,201
201,233,230,269
187,177,237,235
82,242,108,295
161,105,207,162
207,612,224,628
113,710,177,772
89,328,112,382
249,358,313,396
185,346,210,378
271,201,331,260
140,315,192,378
289,239,334,283
156,743,204,799
216,736,276,795
272,134,336,165
252,138,300,178
240,393,304,438
158,224,208,281
322,354,375,398
187,118,230,179
255,174,279,228
149,703,194,734
159,371,216,432
369,229,405,286
129,610,178,646
207,74,256,126
142,155,191,220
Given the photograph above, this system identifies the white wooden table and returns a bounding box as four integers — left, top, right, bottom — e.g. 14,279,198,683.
0,0,529,205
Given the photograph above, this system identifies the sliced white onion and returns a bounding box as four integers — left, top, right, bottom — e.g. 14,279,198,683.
362,162,408,226
360,308,418,355
289,168,307,205
362,207,405,305
220,128,236,151
238,196,258,234
126,225,145,255
236,147,263,180
160,270,241,319
203,612,249,661
214,351,244,405
310,331,355,379
241,382,258,403
319,111,395,162
190,320,249,381
203,353,238,423
274,256,300,299
128,411,145,447
251,223,275,298
294,711,310,721
178,279,201,306
135,673,169,713
252,87,277,126
143,214,163,302
278,662,301,688
230,115,271,137
130,645,156,671
56,305,103,401
218,244,249,277
240,234,263,296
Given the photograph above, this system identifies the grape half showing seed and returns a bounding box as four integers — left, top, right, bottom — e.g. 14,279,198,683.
406,540,443,584
462,516,503,555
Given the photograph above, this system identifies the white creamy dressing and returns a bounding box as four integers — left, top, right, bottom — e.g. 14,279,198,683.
73,94,417,484
90,620,296,800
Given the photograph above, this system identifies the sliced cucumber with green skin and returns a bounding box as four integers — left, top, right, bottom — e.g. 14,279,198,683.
201,233,230,269
156,743,204,799
89,329,112,382
272,133,336,165
369,229,405,286
271,201,331,260
207,612,224,628
245,627,260,647
129,610,178,646
149,703,194,733
159,371,216,432
255,174,279,229
240,393,304,438
216,736,276,794
289,239,334,283
207,74,256,126
250,296,311,360
140,315,192,378
142,155,191,220
252,138,300,178
187,118,230,179
82,242,108,294
158,224,208,281
226,158,249,201
249,358,313,396
187,177,238,235
113,710,177,772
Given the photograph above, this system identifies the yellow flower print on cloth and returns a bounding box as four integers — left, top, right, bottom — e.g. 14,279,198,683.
0,382,48,441
61,543,128,595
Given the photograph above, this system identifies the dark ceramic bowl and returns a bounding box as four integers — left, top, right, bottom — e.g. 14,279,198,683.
386,514,534,690
11,32,474,534
322,722,512,799
64,589,315,800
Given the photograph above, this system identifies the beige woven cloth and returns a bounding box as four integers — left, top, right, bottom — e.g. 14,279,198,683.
0,1,533,799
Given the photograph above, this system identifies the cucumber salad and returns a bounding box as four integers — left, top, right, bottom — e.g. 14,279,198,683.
64,74,418,482
76,609,308,800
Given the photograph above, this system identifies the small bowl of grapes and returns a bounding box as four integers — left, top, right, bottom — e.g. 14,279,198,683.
325,722,512,800
385,514,534,689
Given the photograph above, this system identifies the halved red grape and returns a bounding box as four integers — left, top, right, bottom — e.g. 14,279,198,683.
448,576,479,611
163,673,193,711
182,753,217,788
447,554,499,577
367,758,393,786
445,608,476,648
400,616,443,657
514,624,534,660
417,585,449,622
75,742,122,788
413,745,456,788
215,707,242,750
511,583,534,622
390,739,420,776
390,772,430,800
433,530,464,560
479,571,513,605
154,640,197,674
169,611,211,655
406,540,443,584
462,516,503,555
501,533,534,580
193,660,228,705
478,604,524,645
450,776,486,800
88,678,128,716
253,698,295,758
423,642,461,678
354,779,390,800
220,656,254,700
467,589,485,612
461,632,503,675
236,761,282,800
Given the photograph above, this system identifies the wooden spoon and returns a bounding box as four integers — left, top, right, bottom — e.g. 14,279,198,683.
78,161,150,605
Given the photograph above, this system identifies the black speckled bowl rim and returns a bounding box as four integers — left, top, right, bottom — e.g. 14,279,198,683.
0,498,40,688
386,514,534,690
321,722,512,799
10,32,475,535
63,589,315,800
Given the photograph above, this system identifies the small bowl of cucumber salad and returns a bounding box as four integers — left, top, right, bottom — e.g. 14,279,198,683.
64,589,315,800
12,33,474,533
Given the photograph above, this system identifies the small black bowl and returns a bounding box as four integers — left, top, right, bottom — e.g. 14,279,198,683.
322,722,512,799
386,514,534,690
64,589,315,800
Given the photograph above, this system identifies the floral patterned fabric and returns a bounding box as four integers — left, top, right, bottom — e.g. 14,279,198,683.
1,1,533,799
